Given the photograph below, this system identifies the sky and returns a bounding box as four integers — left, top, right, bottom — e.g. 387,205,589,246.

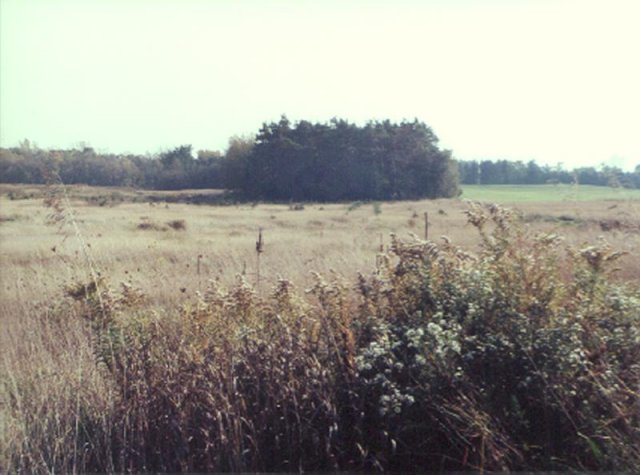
1,0,638,170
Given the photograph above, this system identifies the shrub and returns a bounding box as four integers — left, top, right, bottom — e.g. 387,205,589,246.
350,204,639,470
347,201,364,212
167,219,187,230
136,221,166,231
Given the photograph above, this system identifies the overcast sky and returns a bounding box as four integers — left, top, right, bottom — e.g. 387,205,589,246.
1,0,638,170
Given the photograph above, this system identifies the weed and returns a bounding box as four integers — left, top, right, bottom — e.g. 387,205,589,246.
167,219,187,231
137,219,167,231
347,201,364,212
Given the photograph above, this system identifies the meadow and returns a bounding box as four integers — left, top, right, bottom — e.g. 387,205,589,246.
1,183,639,472
2,183,639,310
461,183,640,202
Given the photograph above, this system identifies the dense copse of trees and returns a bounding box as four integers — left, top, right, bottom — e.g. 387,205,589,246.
2,126,639,197
458,159,640,188
238,117,459,200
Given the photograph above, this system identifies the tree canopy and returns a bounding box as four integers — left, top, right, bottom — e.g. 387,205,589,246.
238,117,459,201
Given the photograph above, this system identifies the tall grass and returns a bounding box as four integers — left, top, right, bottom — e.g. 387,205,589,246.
1,203,639,472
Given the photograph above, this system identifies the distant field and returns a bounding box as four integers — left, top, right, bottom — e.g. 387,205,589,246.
461,184,640,202
4,182,640,205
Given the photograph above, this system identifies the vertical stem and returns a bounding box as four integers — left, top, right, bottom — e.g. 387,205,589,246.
256,252,261,289
424,211,429,240
197,254,202,291
73,367,81,474
256,228,264,290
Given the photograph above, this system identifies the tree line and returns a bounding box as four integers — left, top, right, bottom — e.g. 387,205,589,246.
0,117,460,200
458,159,640,188
0,141,226,190
2,119,639,199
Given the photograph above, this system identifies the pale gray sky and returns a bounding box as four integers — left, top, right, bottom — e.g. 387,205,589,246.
1,0,638,170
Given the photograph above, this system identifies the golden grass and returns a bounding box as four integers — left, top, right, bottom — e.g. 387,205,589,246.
1,186,639,316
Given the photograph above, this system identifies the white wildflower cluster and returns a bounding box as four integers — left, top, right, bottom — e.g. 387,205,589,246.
356,314,464,417
356,323,393,375
379,389,415,416
356,323,421,417
404,327,424,349
605,288,640,313
567,347,586,367
425,315,462,362
466,302,480,319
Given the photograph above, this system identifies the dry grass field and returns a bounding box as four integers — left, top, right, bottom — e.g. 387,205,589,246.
1,184,639,313
1,183,639,472
1,183,639,349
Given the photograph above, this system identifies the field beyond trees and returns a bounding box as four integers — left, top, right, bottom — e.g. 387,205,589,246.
1,184,639,472
462,184,640,202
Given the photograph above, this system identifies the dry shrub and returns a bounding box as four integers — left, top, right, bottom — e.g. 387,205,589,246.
351,203,639,471
68,276,350,472
3,204,639,472
136,220,167,231
598,218,639,232
167,219,187,230
0,214,21,222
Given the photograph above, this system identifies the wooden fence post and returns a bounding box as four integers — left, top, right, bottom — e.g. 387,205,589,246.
256,228,264,288
424,211,429,240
